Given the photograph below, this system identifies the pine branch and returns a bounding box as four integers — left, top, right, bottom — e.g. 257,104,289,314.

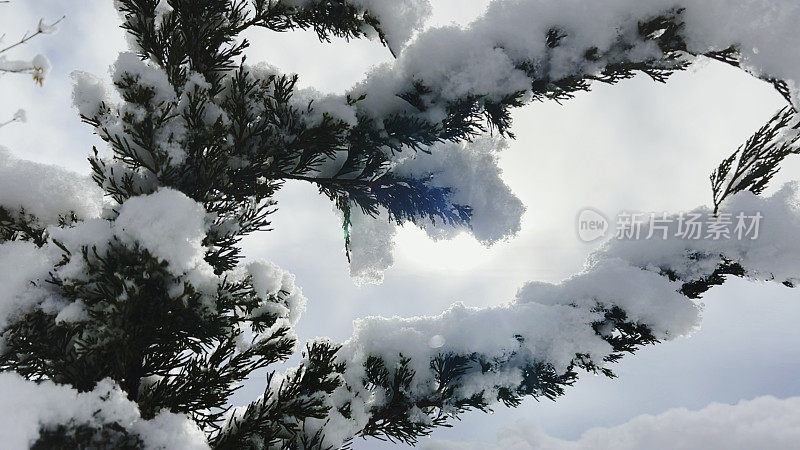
243,0,392,48
209,341,343,449
349,303,659,445
710,106,800,213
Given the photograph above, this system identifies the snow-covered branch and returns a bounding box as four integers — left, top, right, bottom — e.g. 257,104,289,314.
711,107,800,213
0,15,62,85
309,183,800,447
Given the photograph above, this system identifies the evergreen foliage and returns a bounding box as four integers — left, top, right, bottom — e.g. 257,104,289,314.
711,106,800,213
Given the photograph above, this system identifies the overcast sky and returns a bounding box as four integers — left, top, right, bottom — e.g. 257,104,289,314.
2,1,799,448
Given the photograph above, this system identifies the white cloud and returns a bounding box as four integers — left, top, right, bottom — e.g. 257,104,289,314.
424,396,800,450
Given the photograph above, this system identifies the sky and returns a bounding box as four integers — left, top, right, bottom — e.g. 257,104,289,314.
2,1,800,448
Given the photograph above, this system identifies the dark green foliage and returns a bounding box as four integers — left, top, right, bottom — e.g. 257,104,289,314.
0,239,298,431
658,254,747,299
710,106,800,213
0,207,79,247
350,303,664,445
358,355,451,444
31,422,143,450
209,341,344,449
0,206,48,246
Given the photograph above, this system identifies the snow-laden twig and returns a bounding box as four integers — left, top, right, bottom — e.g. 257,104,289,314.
0,109,25,129
0,16,64,55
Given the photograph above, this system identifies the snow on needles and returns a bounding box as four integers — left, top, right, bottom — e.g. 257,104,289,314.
327,183,800,443
347,136,523,284
597,182,800,287
5,0,800,446
0,241,55,331
346,206,397,285
241,260,308,326
337,0,800,282
84,0,800,287
353,0,800,116
285,0,432,52
0,372,208,450
393,136,524,244
114,189,210,279
49,189,218,297
351,0,432,52
0,147,103,224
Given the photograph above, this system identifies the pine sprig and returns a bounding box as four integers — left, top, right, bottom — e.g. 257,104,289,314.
209,341,343,449
711,106,800,213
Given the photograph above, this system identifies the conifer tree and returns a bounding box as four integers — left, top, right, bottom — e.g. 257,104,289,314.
1,1,800,448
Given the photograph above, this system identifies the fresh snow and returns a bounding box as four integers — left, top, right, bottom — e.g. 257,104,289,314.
0,372,208,450
0,241,55,330
241,260,308,325
319,184,800,447
347,136,523,283
0,147,103,224
284,0,431,52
